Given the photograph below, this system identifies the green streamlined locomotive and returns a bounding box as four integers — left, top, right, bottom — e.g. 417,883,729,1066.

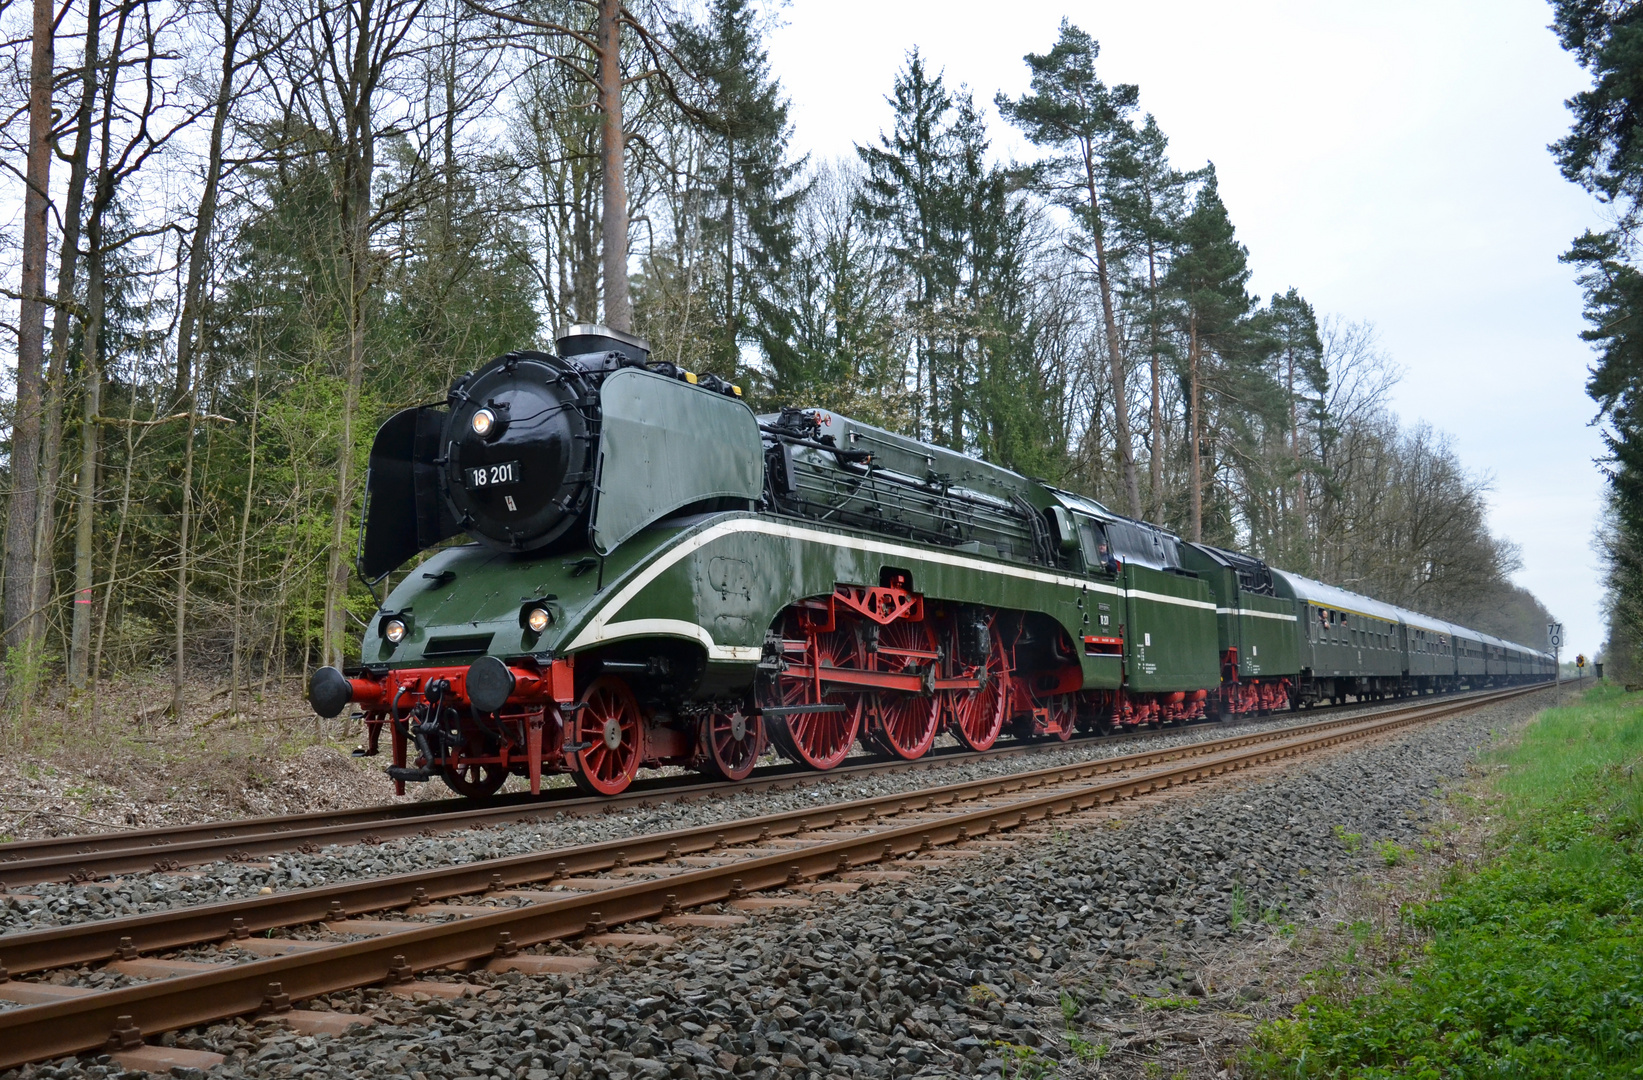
308,326,1554,797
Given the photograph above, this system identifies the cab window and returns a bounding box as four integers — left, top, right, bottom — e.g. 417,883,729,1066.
1075,515,1109,572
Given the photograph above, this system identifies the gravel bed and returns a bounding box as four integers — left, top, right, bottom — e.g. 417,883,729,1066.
0,688,1550,1078
0,702,1391,936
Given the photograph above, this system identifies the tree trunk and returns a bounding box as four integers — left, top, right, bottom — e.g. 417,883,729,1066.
170,0,245,701
1146,239,1163,518
70,14,127,685
173,0,240,404
1081,142,1141,519
5,0,57,654
92,387,140,715
597,0,629,332
68,201,105,689
230,353,261,718
171,401,197,714
723,139,736,359
34,0,104,650
1189,316,1202,544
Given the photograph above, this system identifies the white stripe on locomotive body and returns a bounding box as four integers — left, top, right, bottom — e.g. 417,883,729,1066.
1216,607,1298,622
566,515,1222,659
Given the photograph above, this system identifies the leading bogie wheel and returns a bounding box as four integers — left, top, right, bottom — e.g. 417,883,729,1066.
570,676,644,796
863,619,942,760
699,706,764,781
441,761,508,798
763,617,864,771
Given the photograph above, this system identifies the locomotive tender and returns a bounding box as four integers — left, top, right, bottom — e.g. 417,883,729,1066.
308,326,1554,797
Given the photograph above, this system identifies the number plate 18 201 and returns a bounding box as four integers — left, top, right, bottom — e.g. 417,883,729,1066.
465,460,521,489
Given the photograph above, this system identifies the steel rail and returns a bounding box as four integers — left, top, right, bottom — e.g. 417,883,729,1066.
0,685,1542,980
0,687,1537,1006
0,715,1226,879
0,683,1547,1069
0,690,1531,979
0,686,1528,885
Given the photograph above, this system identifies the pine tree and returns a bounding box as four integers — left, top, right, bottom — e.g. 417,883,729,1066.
1163,168,1254,543
997,19,1143,517
856,50,958,440
1106,114,1193,517
1262,287,1325,563
674,0,804,380
1553,2,1643,675
753,164,909,425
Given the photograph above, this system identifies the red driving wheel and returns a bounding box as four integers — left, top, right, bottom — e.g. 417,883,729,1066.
945,623,1009,751
764,617,863,770
570,676,643,796
864,619,942,760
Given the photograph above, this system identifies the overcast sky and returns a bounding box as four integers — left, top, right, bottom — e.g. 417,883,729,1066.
766,0,1608,658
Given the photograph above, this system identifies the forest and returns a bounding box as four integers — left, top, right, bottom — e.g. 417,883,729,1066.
0,0,1552,738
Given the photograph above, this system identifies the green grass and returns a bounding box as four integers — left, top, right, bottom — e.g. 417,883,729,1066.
1244,683,1643,1079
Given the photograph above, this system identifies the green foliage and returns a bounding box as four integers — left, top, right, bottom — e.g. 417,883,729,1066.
1373,839,1415,867
994,1041,1054,1079
668,0,804,380
852,50,1070,478
1243,685,1643,1078
1066,1033,1105,1063
3,3,1558,702
1554,4,1643,672
1138,995,1194,1011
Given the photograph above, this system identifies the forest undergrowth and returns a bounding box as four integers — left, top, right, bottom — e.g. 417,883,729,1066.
1242,682,1643,1078
0,674,411,842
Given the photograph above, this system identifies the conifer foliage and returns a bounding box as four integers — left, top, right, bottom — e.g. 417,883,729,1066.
1554,1,1643,676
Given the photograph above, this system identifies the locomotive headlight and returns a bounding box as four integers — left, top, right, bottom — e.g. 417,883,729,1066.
519,597,557,634
471,408,497,438
383,618,407,644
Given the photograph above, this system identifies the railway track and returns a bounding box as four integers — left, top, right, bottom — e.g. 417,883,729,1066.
0,682,1547,1070
0,686,1521,887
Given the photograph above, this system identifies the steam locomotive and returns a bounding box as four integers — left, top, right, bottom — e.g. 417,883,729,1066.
308,325,1554,798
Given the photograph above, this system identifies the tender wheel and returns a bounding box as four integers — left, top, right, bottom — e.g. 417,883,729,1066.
763,619,864,770
699,706,763,782
944,621,1009,751
440,761,508,798
864,620,942,760
570,676,643,796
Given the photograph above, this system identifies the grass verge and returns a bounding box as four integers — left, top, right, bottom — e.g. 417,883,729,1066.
1243,682,1643,1078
